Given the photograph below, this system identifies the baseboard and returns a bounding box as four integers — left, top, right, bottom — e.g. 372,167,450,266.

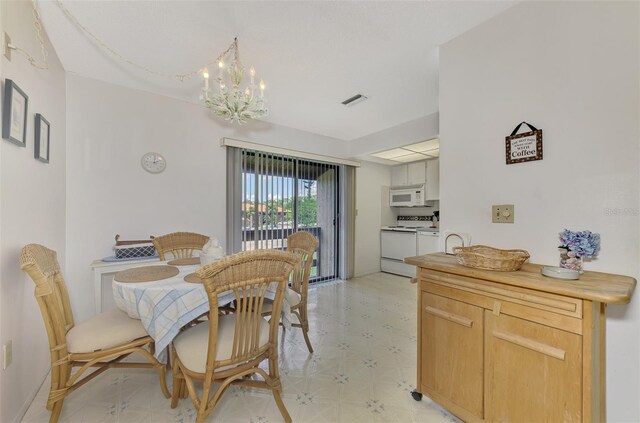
12,367,50,423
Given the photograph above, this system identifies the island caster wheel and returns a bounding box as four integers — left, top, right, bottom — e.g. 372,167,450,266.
411,390,423,401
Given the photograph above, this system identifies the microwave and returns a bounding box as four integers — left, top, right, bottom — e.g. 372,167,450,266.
389,185,426,207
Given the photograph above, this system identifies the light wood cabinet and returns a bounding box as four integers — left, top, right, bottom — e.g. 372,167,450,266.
406,253,636,423
485,312,582,422
422,293,484,417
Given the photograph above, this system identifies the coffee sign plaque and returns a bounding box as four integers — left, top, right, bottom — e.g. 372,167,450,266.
505,121,543,165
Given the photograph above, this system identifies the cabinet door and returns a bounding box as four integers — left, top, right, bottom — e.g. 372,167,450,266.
391,165,408,186
485,313,582,422
407,161,426,185
422,292,484,418
425,159,439,201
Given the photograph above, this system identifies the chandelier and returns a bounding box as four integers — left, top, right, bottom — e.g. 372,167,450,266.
200,38,268,124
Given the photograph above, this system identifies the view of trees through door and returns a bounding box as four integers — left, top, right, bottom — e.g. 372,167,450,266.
240,150,339,282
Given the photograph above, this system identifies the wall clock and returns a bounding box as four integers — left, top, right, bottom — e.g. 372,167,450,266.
140,152,166,174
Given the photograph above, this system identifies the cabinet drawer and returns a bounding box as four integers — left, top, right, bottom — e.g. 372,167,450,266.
421,269,583,333
421,292,484,419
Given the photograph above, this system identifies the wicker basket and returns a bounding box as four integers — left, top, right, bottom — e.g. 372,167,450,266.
114,234,157,259
452,245,530,271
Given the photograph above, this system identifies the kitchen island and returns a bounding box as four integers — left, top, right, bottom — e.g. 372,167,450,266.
405,253,635,423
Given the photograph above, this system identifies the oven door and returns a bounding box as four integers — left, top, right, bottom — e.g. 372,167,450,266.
381,230,417,260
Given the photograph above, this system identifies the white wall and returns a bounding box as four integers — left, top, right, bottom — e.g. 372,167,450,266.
65,74,350,322
0,2,67,422
354,161,393,276
439,2,639,420
349,112,439,157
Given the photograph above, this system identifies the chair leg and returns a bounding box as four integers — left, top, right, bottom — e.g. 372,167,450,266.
301,326,314,354
171,360,182,408
181,380,189,399
272,389,292,423
49,399,64,423
296,308,314,353
195,397,211,423
157,361,171,399
266,351,291,423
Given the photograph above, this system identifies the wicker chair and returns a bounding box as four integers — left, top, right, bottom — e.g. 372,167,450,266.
151,232,209,261
19,244,170,423
170,250,299,423
262,231,318,353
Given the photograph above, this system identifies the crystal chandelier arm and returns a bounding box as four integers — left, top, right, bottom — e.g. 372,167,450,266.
55,0,236,82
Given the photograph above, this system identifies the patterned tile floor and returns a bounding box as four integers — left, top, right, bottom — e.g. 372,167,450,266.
22,272,460,423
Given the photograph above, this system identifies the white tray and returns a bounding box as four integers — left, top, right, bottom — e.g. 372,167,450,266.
541,266,580,280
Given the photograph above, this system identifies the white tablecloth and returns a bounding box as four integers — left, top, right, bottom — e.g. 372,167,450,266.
112,264,291,361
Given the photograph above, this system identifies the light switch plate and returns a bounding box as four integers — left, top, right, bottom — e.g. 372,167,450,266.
492,204,514,223
3,32,11,61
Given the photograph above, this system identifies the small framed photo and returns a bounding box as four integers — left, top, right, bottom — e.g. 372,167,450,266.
2,79,29,147
34,114,50,163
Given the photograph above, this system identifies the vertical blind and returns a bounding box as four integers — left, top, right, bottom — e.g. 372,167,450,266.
229,147,341,282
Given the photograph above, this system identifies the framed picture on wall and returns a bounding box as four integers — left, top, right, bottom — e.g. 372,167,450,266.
2,79,29,147
505,121,543,165
34,114,50,163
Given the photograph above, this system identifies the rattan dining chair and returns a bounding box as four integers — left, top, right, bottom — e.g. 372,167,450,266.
262,231,319,353
170,249,299,423
152,232,209,261
20,244,170,423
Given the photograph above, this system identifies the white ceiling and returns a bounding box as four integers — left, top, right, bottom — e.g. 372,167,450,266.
38,1,515,141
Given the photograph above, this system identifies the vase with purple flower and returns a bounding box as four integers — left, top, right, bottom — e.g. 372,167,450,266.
558,229,600,274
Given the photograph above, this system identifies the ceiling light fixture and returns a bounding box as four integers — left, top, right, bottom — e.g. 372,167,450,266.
55,2,268,124
200,38,268,124
370,138,440,163
341,94,368,107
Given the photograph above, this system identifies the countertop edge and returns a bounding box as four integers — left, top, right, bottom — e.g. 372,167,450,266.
405,253,636,305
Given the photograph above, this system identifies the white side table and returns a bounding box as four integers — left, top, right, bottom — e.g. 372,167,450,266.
91,257,161,313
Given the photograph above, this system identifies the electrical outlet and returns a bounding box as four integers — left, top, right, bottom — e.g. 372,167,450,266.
3,32,11,61
3,340,12,369
492,204,514,223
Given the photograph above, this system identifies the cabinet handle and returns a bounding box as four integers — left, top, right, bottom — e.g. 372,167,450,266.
424,306,473,328
492,330,566,361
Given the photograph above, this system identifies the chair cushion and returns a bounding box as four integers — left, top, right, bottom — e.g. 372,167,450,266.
66,308,149,353
173,314,270,374
261,288,302,314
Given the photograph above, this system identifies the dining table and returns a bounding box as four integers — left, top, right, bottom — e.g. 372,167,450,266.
112,259,293,361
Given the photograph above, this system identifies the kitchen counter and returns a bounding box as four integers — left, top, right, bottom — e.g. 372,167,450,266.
405,253,635,304
406,252,636,422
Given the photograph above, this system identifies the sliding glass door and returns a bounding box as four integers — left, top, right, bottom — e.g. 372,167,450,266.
239,150,339,282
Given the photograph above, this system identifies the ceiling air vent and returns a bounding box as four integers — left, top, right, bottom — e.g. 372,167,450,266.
341,94,368,107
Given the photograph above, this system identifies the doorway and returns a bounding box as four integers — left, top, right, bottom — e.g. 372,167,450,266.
239,150,339,282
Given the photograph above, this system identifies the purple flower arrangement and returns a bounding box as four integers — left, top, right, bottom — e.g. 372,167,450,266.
558,229,601,258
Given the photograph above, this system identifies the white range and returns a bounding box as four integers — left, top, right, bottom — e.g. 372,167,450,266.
381,218,439,277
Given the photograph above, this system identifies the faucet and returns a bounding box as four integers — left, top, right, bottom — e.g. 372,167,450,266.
444,233,465,255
